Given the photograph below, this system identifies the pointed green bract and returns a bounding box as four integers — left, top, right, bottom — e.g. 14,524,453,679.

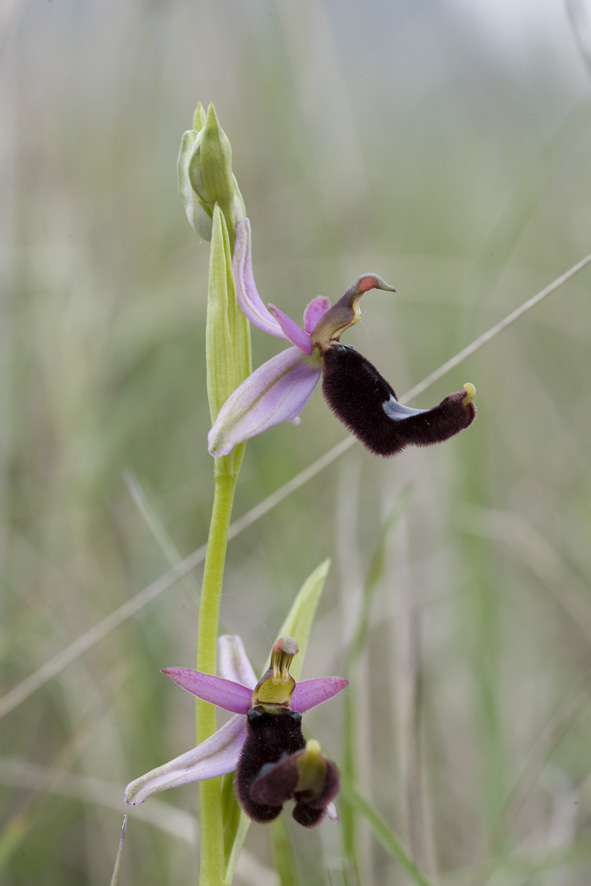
206,206,240,420
276,558,331,682
192,100,207,131
206,206,251,478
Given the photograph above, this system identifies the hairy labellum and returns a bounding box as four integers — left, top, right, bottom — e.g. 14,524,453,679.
321,344,476,456
235,707,340,826
235,708,306,823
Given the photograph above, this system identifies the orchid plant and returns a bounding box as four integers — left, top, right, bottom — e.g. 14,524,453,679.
123,101,478,886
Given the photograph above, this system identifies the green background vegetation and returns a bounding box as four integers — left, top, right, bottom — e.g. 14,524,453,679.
2,1,591,884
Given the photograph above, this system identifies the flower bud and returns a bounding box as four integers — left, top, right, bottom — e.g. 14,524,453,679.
177,102,245,244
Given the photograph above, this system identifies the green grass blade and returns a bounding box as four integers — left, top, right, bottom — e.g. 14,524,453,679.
109,816,127,886
270,817,298,886
341,489,412,870
340,780,436,886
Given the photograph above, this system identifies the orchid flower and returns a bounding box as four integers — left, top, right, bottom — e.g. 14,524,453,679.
208,218,477,457
124,636,348,827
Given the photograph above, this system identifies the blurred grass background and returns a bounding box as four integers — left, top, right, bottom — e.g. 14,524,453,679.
2,1,591,884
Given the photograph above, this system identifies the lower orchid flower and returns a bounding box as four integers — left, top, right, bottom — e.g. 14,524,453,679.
124,636,347,827
207,217,476,458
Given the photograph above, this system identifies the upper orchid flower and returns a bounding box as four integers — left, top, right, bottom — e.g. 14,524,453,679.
208,218,476,457
124,636,347,827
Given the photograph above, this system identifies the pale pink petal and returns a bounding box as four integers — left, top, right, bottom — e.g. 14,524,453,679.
268,304,313,354
291,677,349,712
303,296,331,334
234,218,286,339
208,347,321,457
124,715,246,806
326,802,339,822
162,667,252,714
218,635,257,689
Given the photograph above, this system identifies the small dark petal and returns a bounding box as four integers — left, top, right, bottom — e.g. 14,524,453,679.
296,758,340,809
292,759,340,828
321,345,476,457
250,756,300,806
235,708,306,823
292,802,326,828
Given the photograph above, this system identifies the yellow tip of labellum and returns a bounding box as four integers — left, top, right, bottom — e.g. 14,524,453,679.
296,739,325,792
303,738,322,758
462,382,476,405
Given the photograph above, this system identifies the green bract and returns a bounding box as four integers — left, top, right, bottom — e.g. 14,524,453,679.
207,206,251,477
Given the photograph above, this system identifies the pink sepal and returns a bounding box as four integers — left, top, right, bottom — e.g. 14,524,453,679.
162,667,252,714
291,677,349,712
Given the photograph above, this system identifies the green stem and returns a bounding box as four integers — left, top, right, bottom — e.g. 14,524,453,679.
196,465,239,886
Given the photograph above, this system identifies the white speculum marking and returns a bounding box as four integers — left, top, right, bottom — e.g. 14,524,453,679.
382,395,426,421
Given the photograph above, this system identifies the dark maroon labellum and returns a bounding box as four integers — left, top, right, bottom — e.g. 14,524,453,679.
235,707,340,827
321,344,476,456
235,708,306,823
